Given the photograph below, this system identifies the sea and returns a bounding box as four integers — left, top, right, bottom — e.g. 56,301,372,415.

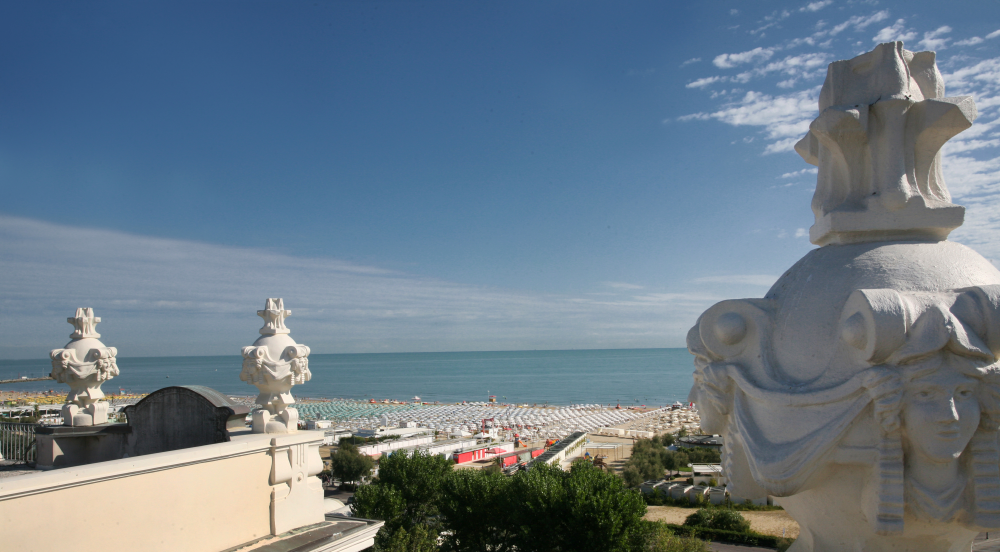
0,348,696,407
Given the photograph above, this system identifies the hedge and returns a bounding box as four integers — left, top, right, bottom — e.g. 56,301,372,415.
665,523,780,548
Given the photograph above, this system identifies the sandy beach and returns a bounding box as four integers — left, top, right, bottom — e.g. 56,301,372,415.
644,506,800,539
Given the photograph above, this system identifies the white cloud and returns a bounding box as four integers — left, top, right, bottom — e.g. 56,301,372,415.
682,88,818,153
945,139,1000,154
713,47,775,69
730,9,739,16
780,168,818,178
794,228,809,238
941,58,1000,93
801,1,833,12
603,282,645,290
919,26,952,51
687,76,723,89
954,37,985,47
828,10,890,36
0,217,723,358
765,137,805,154
681,57,702,67
692,274,779,287
873,19,917,43
757,52,830,77
987,30,1000,40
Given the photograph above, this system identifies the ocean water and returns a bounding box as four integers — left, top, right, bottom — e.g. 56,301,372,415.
0,348,696,407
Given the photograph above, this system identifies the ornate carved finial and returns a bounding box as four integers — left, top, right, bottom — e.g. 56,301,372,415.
241,298,312,434
50,308,119,426
68,307,101,339
257,298,291,336
795,42,976,246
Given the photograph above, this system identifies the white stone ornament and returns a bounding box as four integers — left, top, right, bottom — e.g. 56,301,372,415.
794,42,975,246
689,43,1000,552
49,308,119,426
241,298,312,434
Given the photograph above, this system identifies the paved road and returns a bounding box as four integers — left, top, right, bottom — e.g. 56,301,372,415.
707,533,1000,551
709,543,774,552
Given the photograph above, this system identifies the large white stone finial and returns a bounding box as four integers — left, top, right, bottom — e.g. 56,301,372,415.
68,307,101,339
49,308,119,426
688,44,1000,552
795,42,976,246
257,297,292,336
241,298,312,434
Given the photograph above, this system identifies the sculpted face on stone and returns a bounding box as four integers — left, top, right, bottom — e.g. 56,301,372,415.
687,43,1000,552
900,358,980,464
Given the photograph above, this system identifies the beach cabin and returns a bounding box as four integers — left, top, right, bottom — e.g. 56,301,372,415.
690,463,725,486
640,480,661,495
688,485,711,504
670,484,693,501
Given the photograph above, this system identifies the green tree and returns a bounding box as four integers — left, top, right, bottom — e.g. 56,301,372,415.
502,460,648,552
438,469,515,552
629,520,708,552
683,508,751,533
658,433,676,447
558,460,648,552
353,450,453,551
622,465,644,488
377,449,454,524
329,441,374,488
376,524,439,552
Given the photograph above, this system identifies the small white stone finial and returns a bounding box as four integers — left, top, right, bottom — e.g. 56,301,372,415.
257,297,292,336
795,42,975,246
49,307,119,426
68,307,101,339
241,298,312,434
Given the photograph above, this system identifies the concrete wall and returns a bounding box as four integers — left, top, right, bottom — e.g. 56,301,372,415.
0,431,325,552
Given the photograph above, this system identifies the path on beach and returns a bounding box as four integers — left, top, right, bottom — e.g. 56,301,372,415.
644,506,800,539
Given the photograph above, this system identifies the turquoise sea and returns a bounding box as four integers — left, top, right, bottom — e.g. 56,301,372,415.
0,348,696,407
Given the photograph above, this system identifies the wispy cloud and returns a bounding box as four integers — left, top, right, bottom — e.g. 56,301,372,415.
872,19,917,43
801,1,833,12
603,282,645,290
825,10,889,36
692,274,779,287
0,217,727,358
918,26,952,51
954,36,984,47
780,168,818,178
687,76,723,89
681,57,702,67
714,47,775,69
679,88,819,153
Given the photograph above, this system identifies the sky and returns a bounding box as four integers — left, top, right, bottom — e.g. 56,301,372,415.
2,0,999,359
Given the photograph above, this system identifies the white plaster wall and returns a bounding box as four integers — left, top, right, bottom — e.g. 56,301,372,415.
0,436,275,552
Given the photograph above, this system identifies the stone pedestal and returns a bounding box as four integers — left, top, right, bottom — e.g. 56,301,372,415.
35,424,131,470
268,431,324,535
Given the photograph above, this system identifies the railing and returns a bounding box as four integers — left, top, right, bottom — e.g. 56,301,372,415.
0,422,39,465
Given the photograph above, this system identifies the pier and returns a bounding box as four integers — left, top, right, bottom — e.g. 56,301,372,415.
0,377,53,385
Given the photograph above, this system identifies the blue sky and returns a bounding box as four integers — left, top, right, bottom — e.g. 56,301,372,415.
2,0,999,358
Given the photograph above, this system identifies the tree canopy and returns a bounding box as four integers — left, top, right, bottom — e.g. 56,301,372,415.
354,451,677,552
329,440,375,487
